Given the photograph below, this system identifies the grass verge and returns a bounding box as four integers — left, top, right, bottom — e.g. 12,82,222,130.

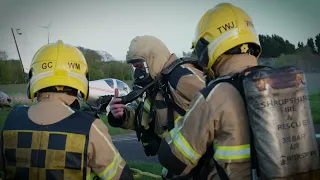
310,91,320,124
0,84,28,95
127,160,162,180
99,114,132,135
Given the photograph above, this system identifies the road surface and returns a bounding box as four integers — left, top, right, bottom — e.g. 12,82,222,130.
113,124,320,163
112,133,158,163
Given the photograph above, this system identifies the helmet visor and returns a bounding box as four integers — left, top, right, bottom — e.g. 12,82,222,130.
195,38,210,69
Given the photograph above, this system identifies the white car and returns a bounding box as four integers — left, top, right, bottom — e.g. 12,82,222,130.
86,78,132,114
0,91,12,108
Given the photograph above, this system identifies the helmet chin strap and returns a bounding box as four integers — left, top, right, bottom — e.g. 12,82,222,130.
205,68,215,82
69,99,81,110
60,93,81,110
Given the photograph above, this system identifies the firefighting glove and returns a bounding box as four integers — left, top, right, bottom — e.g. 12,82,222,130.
107,109,127,128
140,130,161,156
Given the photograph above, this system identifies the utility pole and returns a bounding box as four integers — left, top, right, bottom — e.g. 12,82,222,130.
11,28,26,83
11,28,24,72
39,21,51,44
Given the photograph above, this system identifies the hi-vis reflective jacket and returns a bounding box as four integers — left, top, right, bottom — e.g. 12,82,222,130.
0,93,133,180
157,54,259,180
108,53,206,138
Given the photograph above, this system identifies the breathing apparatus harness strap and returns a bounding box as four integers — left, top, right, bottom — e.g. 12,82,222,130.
134,99,145,141
158,57,199,131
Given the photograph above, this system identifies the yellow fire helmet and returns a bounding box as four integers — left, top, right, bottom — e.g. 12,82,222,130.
193,3,262,75
191,9,211,50
27,40,90,101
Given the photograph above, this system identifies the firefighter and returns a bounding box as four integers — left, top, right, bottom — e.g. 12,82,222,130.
108,35,206,157
157,3,262,179
0,40,133,180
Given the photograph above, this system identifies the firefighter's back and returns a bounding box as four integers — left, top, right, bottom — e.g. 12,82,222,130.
0,40,134,180
2,95,95,180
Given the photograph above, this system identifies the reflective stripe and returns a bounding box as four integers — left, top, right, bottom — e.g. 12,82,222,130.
69,71,89,86
98,152,123,180
159,130,167,138
208,27,259,63
214,144,250,160
30,70,88,88
165,96,202,164
30,71,54,85
173,115,183,128
92,123,117,154
170,130,200,164
159,115,183,138
143,98,151,113
176,95,203,130
86,172,99,180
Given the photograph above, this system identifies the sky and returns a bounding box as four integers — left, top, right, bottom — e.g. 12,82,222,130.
0,0,320,72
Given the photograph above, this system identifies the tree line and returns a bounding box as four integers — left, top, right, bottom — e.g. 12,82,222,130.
1,33,320,84
259,33,320,58
183,33,320,58
0,46,132,84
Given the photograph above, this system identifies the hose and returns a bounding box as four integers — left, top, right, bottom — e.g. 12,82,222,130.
130,168,162,179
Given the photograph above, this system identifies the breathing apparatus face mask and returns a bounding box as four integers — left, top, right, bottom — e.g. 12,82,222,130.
129,59,153,88
118,59,155,105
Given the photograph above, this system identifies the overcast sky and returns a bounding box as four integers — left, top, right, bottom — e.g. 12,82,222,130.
0,0,319,72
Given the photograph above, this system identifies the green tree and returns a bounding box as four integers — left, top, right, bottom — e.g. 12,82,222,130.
0,60,27,84
76,46,132,81
315,33,320,53
0,46,134,84
259,34,271,57
284,40,296,54
307,37,316,53
259,34,295,58
297,41,304,49
0,50,8,60
182,50,197,58
99,50,115,61
182,51,192,57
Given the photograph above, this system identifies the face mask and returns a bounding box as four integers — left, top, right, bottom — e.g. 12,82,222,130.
133,67,153,87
